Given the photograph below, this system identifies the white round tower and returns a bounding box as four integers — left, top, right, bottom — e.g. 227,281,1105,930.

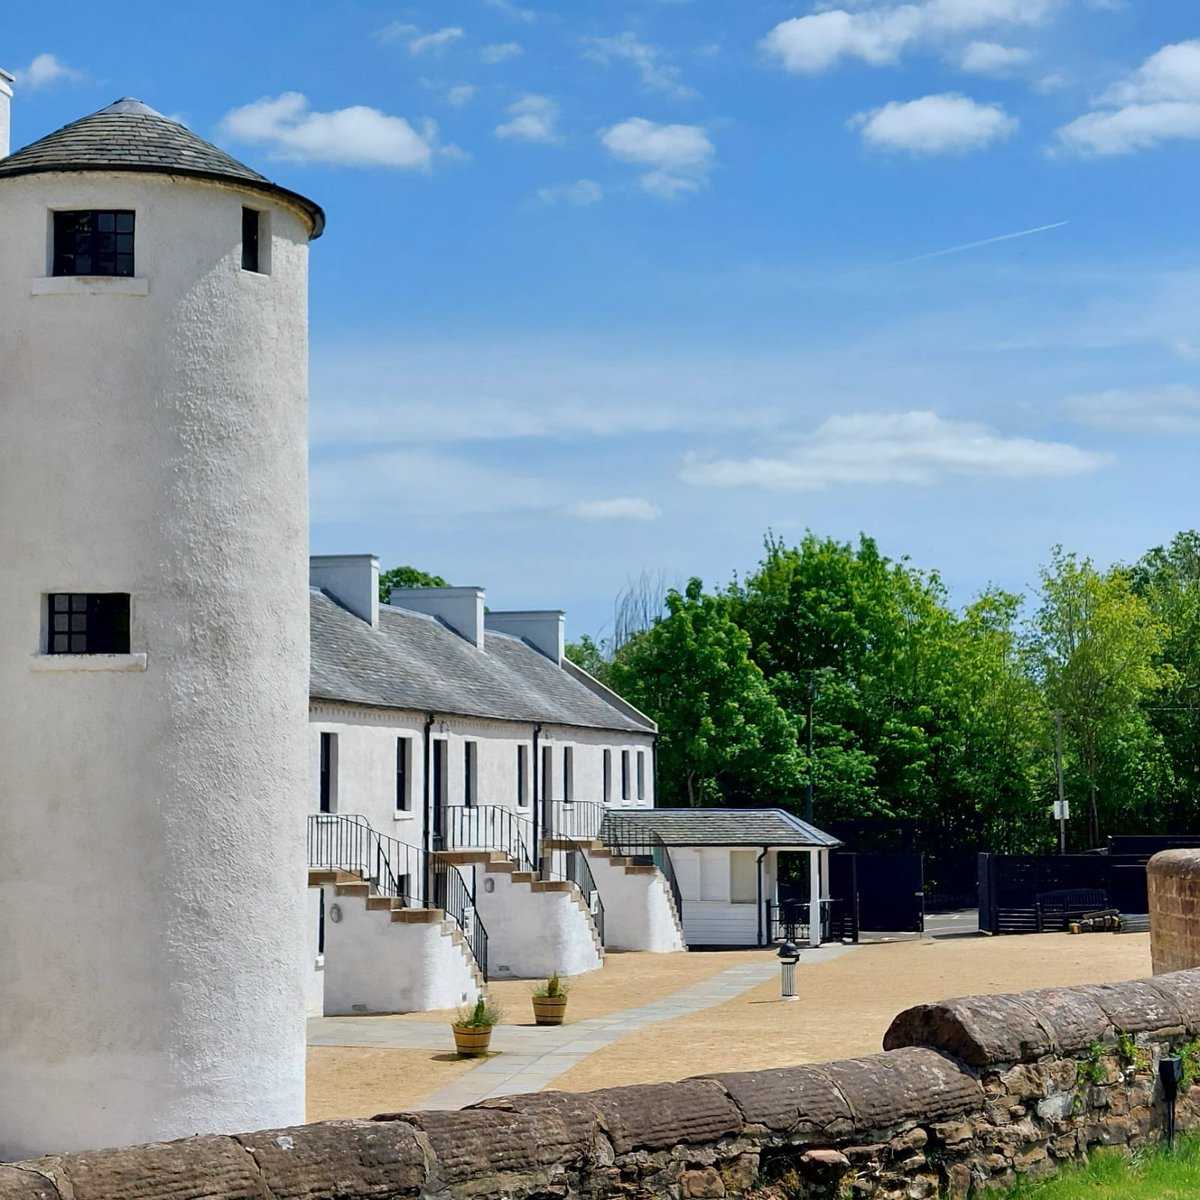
0,98,323,1157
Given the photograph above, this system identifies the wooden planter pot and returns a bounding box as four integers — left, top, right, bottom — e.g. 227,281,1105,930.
532,996,569,1026
452,1024,493,1056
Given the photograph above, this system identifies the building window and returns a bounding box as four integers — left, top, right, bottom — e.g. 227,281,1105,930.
603,749,612,804
395,737,411,812
621,750,631,802
517,745,530,807
53,210,135,277
541,745,553,802
562,747,574,802
319,732,337,813
241,207,263,273
47,593,130,655
730,850,758,905
637,750,646,803
464,741,477,806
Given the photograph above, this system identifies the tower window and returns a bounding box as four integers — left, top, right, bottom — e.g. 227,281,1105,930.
53,211,135,277
47,593,130,655
241,207,262,273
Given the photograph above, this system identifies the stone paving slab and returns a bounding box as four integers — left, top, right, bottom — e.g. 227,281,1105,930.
309,945,852,1110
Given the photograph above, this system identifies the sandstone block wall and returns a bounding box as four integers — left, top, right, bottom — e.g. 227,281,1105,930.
1148,850,1200,973
4,970,1200,1200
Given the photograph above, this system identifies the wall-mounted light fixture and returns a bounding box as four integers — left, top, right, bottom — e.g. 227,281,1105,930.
328,903,343,924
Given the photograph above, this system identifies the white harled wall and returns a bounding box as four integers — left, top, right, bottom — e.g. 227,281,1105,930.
0,170,314,1157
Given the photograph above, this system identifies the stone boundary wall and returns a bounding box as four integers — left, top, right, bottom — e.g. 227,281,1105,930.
5,970,1200,1200
1149,850,1200,974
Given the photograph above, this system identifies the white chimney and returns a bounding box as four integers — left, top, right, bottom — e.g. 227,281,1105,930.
0,69,13,159
485,610,565,664
310,554,380,628
389,586,485,649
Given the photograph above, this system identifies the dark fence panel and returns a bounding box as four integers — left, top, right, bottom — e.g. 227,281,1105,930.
978,853,1154,935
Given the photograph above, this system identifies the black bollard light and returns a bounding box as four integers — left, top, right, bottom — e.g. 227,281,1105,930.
778,941,800,1002
1160,1055,1182,1150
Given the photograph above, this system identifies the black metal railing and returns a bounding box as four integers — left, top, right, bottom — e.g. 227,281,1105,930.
309,813,488,978
441,805,536,872
549,799,606,841
767,899,849,944
434,858,490,980
308,813,423,904
561,844,605,945
600,811,684,925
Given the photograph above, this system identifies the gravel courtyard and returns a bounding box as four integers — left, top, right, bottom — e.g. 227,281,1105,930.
306,930,1152,1122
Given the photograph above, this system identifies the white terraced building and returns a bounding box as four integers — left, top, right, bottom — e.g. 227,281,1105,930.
306,554,688,1016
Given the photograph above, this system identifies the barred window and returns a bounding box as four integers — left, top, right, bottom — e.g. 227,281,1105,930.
53,210,135,277
47,593,130,655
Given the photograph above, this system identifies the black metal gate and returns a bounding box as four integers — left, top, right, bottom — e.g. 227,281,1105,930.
828,851,925,938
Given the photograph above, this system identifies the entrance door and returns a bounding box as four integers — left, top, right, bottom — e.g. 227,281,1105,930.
431,739,448,849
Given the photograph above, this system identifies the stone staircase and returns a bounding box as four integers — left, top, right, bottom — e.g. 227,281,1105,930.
308,867,486,991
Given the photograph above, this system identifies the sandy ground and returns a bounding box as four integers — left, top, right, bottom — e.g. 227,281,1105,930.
305,933,1151,1120
367,948,778,1025
555,932,1152,1093
306,1047,479,1122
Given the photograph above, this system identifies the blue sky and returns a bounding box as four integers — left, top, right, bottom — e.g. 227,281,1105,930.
5,1,1200,639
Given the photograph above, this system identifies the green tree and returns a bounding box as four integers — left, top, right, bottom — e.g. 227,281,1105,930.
609,578,805,808
564,634,611,685
1030,547,1171,847
379,565,448,604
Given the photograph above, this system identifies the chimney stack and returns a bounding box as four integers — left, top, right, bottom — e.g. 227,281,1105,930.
310,554,380,629
485,611,565,664
389,586,485,649
0,69,13,159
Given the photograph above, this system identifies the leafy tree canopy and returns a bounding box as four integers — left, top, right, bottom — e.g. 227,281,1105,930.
379,565,449,604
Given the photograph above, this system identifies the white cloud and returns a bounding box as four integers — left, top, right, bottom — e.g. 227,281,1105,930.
482,42,524,63
567,498,662,521
220,93,434,169
679,411,1106,491
446,84,477,107
1064,385,1200,433
496,94,561,143
957,41,1032,75
761,0,1057,73
1057,40,1200,155
587,33,696,99
13,53,84,89
379,23,465,55
850,93,1017,154
484,0,536,19
600,117,714,198
536,179,604,206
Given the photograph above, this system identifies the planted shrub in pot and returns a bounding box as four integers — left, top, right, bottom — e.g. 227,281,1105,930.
452,995,501,1056
532,973,569,1026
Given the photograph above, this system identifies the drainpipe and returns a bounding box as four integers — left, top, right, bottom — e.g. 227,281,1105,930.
422,712,435,906
651,736,659,807
532,724,542,863
756,845,769,946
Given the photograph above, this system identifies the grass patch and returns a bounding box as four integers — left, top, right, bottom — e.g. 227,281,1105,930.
1007,1138,1200,1199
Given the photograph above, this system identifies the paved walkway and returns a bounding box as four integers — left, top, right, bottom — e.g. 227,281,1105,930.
308,944,852,1109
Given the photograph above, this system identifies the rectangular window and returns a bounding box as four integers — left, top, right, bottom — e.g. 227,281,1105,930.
541,745,553,802
621,750,631,802
53,210,135,277
241,207,261,272
637,750,646,803
730,850,758,905
464,741,477,806
319,732,337,813
603,749,612,803
395,737,411,812
47,593,130,655
516,745,529,807
562,746,574,802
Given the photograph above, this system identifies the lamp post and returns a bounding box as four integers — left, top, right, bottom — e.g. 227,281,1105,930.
778,941,800,1001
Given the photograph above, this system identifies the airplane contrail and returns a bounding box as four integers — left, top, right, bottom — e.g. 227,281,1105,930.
888,220,1069,268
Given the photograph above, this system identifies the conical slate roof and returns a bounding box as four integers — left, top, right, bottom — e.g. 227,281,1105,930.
0,98,324,237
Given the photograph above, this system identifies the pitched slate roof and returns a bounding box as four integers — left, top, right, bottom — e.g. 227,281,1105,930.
0,98,324,237
609,807,841,848
310,589,656,734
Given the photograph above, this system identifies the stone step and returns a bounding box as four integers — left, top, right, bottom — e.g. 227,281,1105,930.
390,907,444,924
